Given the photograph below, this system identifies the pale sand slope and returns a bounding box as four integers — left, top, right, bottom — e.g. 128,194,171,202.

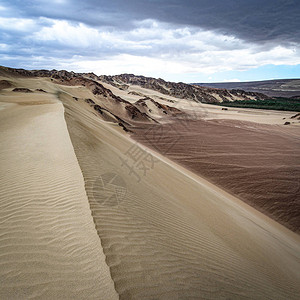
0,95,118,299
62,92,300,299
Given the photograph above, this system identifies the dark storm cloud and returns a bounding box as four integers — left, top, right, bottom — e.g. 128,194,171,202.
3,0,300,44
1,0,299,80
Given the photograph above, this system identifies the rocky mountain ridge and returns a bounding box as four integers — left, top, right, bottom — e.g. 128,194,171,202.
0,66,269,104
97,73,269,103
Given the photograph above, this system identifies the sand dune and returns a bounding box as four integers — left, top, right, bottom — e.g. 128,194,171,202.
0,94,117,299
133,119,300,232
62,92,300,299
0,73,300,299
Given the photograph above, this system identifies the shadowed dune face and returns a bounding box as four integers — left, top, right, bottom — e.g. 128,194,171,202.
132,119,300,233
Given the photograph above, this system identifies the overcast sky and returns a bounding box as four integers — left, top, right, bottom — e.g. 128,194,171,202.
0,0,299,82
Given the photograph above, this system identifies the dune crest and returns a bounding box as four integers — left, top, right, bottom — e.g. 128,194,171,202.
0,96,118,299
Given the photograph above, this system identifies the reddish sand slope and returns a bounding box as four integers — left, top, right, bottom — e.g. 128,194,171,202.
132,119,300,233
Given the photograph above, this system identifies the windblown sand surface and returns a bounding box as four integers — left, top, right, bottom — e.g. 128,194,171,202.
62,92,300,299
0,74,300,299
132,119,300,233
0,93,117,299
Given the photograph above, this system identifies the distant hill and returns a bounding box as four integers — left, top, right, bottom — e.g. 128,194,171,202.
0,66,269,103
98,73,268,103
194,79,300,98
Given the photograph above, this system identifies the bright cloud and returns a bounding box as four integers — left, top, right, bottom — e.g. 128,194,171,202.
28,19,300,74
0,17,36,32
0,9,299,82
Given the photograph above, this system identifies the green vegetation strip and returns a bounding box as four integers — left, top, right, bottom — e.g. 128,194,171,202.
208,98,300,112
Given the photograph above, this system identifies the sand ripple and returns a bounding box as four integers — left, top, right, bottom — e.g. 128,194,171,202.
64,99,300,300
0,100,117,299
